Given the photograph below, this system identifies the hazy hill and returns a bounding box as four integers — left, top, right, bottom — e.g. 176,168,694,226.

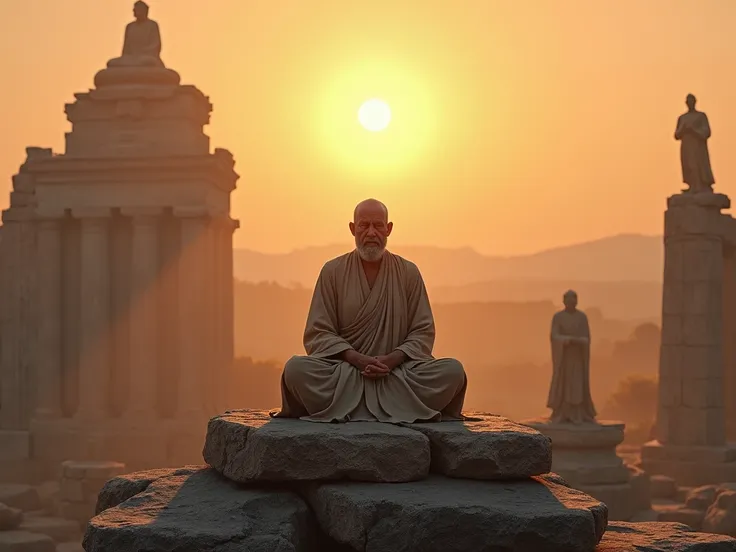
234,234,663,320
234,234,662,288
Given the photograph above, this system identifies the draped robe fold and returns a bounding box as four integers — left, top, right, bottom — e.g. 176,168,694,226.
547,309,597,424
273,250,467,423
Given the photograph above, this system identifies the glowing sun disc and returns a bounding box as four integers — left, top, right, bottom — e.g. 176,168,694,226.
358,98,391,132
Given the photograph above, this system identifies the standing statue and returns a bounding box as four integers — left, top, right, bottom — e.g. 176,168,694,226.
674,94,715,193
107,1,163,68
547,290,597,424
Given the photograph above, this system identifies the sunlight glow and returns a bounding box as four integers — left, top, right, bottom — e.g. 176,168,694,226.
358,99,391,132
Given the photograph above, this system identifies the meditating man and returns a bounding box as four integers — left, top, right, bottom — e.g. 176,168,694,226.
274,199,467,423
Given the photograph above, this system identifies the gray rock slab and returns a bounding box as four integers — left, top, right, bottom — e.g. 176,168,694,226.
304,473,607,552
0,485,41,512
401,414,551,479
83,468,315,552
597,521,736,551
0,531,55,552
204,410,430,483
94,465,203,514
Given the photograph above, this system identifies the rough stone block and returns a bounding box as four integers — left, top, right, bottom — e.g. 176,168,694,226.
657,507,705,530
661,314,684,346
660,345,683,379
399,414,551,480
577,482,638,521
683,281,721,316
659,377,683,408
95,466,203,515
597,521,736,551
663,239,684,278
305,474,607,552
681,345,722,380
83,469,315,552
682,238,724,282
0,531,55,552
683,314,720,346
0,504,22,531
60,461,125,481
19,516,80,543
663,282,684,315
650,475,678,499
0,485,41,512
682,377,724,408
203,410,430,483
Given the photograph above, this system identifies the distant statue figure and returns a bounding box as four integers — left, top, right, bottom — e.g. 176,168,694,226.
547,290,597,424
674,94,715,193
108,1,164,68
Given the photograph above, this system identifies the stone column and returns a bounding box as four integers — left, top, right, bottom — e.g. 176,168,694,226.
74,208,112,421
174,207,208,419
0,208,37,430
657,192,729,446
122,207,162,420
35,213,65,419
723,241,736,441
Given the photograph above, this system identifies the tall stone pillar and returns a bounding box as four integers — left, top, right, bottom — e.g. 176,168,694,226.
35,213,65,420
74,208,112,421
0,207,37,430
723,246,736,441
642,192,736,486
174,207,208,419
123,207,162,420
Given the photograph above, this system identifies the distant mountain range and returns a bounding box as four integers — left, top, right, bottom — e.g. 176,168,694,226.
234,234,663,288
234,234,664,320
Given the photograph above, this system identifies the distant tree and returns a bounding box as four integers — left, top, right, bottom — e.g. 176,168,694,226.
610,323,660,376
601,374,657,444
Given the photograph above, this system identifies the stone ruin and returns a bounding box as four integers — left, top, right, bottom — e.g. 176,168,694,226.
643,191,736,486
0,16,239,484
80,410,735,551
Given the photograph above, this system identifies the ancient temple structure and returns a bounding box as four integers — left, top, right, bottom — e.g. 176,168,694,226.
0,6,239,478
641,191,736,486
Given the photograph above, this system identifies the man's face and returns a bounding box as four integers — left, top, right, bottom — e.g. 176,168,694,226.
350,204,392,262
686,96,696,110
563,293,578,310
133,4,147,20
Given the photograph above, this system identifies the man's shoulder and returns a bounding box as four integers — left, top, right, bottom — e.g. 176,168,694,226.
387,251,422,277
321,251,353,273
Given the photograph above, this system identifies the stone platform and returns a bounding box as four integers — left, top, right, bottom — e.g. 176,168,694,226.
79,409,736,552
641,440,736,487
521,419,650,520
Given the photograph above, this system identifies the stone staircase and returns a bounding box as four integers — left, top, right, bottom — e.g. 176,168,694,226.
80,410,736,552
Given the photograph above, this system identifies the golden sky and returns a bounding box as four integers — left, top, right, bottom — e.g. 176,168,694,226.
1,0,735,255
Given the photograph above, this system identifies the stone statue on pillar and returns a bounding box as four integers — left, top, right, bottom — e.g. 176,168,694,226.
547,290,597,424
108,1,164,68
675,94,715,194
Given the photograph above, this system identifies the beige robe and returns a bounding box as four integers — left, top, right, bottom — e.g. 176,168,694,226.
547,309,597,424
273,250,467,423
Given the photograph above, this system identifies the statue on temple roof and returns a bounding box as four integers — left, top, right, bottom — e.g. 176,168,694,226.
107,1,164,68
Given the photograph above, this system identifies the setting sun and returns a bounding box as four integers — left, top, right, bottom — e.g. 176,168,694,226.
358,98,391,132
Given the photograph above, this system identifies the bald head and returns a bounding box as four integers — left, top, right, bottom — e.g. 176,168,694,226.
563,289,578,310
353,198,388,223
350,199,392,262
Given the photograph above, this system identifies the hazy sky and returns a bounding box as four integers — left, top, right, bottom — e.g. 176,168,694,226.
1,0,734,255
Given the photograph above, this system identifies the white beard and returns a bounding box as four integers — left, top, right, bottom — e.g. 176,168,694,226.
357,242,386,262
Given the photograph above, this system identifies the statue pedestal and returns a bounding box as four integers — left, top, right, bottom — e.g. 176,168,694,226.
522,418,650,520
